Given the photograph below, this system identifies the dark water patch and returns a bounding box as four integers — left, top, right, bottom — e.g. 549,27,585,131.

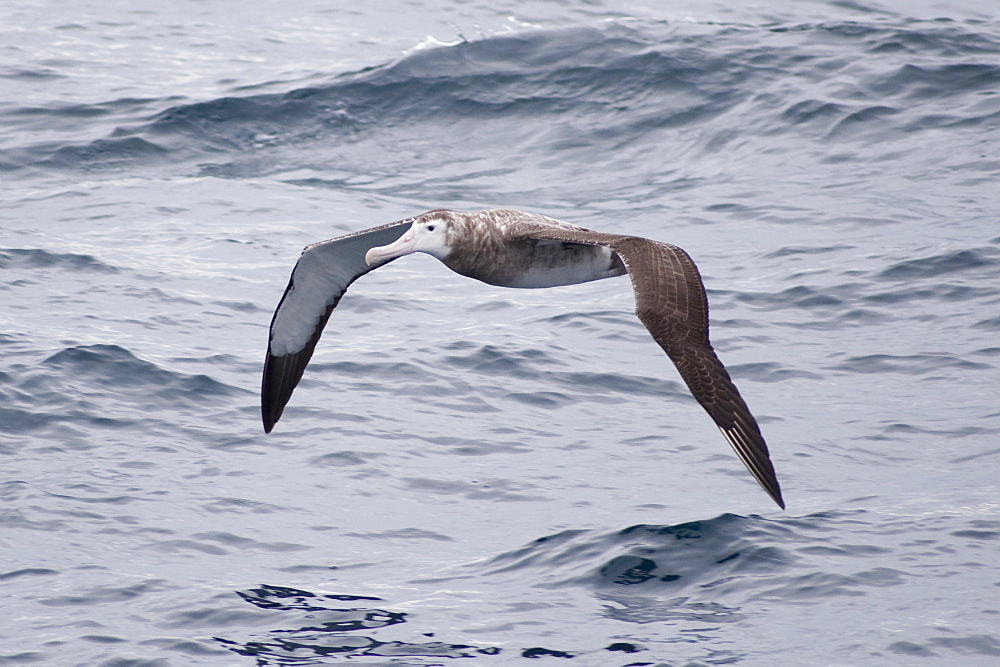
592,518,795,591
211,298,265,314
213,584,598,662
535,309,638,334
403,477,549,503
189,532,310,553
201,497,289,515
441,343,688,400
0,568,59,581
120,286,203,307
215,584,500,662
507,390,572,408
482,514,797,593
442,343,563,375
951,445,1000,464
0,508,68,532
606,641,644,654
309,449,384,467
0,480,30,503
470,509,938,617
147,539,229,556
1,345,245,446
163,604,278,630
0,248,119,273
763,244,855,259
758,567,907,600
413,434,532,457
781,98,849,129
303,358,503,415
829,353,991,375
600,592,746,627
217,634,500,663
870,422,998,442
45,136,169,171
307,359,432,385
43,485,147,506
0,651,46,663
0,66,64,81
835,307,893,325
0,406,66,437
826,105,902,140
134,637,227,659
734,285,846,311
869,62,1000,102
0,332,23,346
237,586,382,611
865,20,1000,56
864,282,996,305
79,634,127,644
924,634,1000,658
727,361,821,383
951,528,1000,541
2,97,162,123
876,248,1000,282
972,316,1000,330
344,528,454,542
888,639,938,656
553,370,685,399
42,344,244,402
39,579,169,607
715,316,769,331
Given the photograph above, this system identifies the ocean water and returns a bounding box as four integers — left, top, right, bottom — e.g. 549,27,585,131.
2,0,999,664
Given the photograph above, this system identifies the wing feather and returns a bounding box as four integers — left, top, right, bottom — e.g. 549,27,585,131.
261,219,412,432
509,225,784,508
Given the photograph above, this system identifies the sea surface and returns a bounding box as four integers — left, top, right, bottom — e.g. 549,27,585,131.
2,0,999,664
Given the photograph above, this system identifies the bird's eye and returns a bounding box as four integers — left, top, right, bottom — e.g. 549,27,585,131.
427,225,436,232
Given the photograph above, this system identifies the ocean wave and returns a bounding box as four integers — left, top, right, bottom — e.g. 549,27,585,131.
42,344,241,399
480,513,795,591
3,18,997,179
0,248,119,273
0,344,246,444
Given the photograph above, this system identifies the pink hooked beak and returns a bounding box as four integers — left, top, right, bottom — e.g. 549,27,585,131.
365,227,417,267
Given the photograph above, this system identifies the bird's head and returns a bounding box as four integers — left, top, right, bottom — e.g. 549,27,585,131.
365,211,455,267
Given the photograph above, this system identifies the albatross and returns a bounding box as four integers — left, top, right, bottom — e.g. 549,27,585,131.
262,209,785,509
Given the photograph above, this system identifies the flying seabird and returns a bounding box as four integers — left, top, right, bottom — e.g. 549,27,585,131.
262,209,785,508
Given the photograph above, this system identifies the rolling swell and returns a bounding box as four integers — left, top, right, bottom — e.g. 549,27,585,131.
0,344,244,447
6,18,998,182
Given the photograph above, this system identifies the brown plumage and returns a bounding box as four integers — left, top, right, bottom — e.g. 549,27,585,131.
262,209,785,508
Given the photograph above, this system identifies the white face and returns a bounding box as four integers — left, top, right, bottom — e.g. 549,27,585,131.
364,215,453,267
409,216,451,259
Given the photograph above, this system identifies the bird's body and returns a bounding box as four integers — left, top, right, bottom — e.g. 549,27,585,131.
262,209,785,509
428,209,626,288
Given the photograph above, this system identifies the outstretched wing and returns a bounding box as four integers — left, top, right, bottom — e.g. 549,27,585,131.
510,225,784,508
262,219,412,432
615,237,784,509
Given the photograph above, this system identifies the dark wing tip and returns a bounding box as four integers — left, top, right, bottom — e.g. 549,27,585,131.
261,301,338,434
720,422,785,510
261,352,295,433
650,334,786,509
261,391,279,433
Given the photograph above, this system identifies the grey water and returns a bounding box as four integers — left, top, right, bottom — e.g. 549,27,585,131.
2,0,999,664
